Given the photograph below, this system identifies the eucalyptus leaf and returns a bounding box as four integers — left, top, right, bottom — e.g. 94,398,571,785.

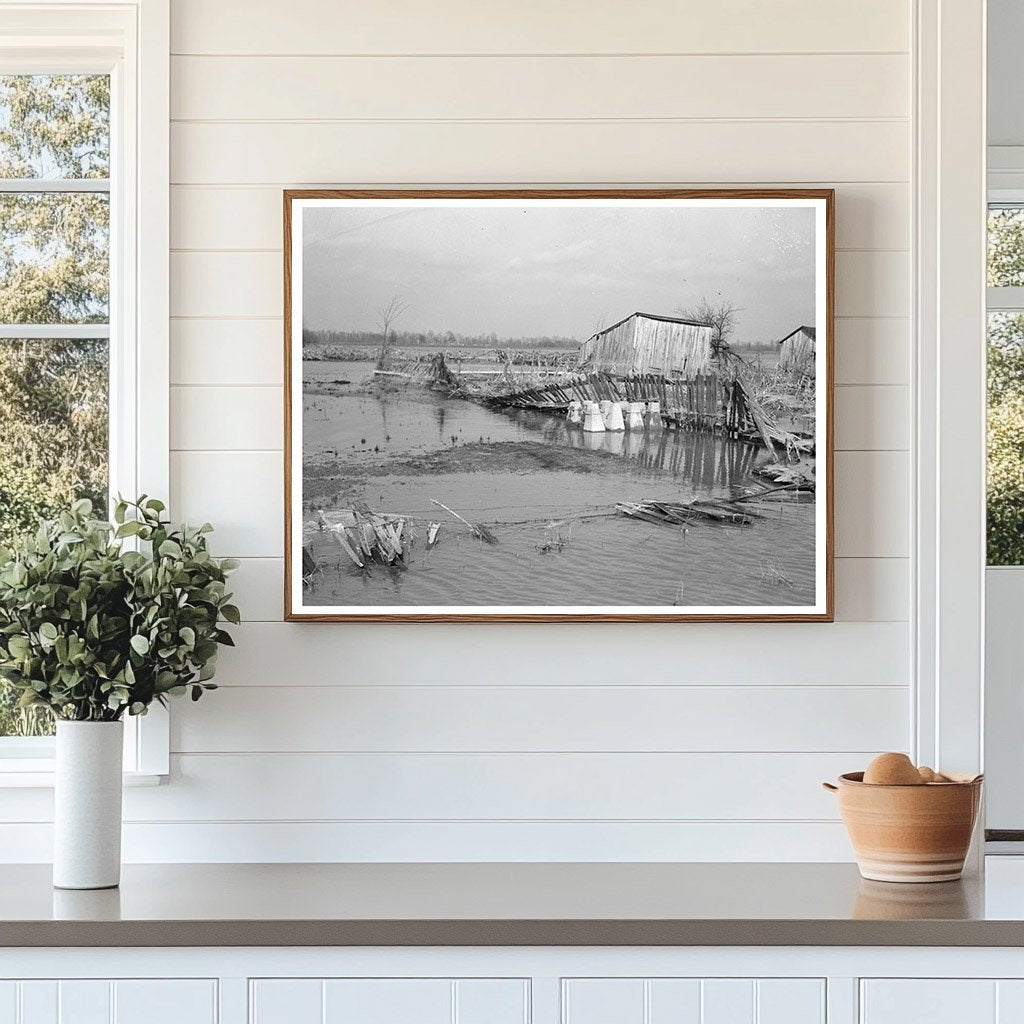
0,496,238,722
158,539,183,559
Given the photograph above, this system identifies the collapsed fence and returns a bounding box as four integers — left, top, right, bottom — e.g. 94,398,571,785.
423,356,811,459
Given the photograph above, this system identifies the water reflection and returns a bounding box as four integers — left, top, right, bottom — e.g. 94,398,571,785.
304,361,767,496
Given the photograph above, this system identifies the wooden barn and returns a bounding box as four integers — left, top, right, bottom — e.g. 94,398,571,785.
579,312,715,376
778,325,816,370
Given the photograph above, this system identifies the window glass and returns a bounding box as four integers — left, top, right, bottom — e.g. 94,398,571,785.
0,192,109,323
989,206,1024,288
987,313,1024,565
0,74,109,179
0,75,110,739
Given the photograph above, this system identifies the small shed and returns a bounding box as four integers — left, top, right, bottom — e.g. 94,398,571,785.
579,312,715,377
778,325,816,370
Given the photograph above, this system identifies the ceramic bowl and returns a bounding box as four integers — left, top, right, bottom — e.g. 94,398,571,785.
823,771,983,883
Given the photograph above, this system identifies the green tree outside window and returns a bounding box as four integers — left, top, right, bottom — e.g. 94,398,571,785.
0,75,110,736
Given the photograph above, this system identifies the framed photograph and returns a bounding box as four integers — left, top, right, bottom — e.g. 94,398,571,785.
284,189,833,622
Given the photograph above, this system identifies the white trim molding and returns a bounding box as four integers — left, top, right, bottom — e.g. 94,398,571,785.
914,0,987,779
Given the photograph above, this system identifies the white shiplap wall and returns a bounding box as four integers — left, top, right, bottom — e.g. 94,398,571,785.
1,0,915,862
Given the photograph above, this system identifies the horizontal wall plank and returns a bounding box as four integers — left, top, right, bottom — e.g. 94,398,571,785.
171,184,910,252
833,557,909,622
834,318,909,386
835,250,909,318
0,820,856,862
116,752,861,820
171,684,909,753
834,385,910,450
209,621,910,686
171,249,908,320
171,54,909,121
227,556,908,624
171,451,282,556
172,448,907,559
171,319,284,386
171,252,280,318
834,451,910,558
170,0,910,56
170,121,909,185
171,386,281,450
167,314,910,388
171,188,284,251
226,557,283,620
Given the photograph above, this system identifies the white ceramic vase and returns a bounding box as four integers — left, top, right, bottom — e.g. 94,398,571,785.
53,720,124,890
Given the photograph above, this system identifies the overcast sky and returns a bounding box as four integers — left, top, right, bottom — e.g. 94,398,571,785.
301,203,816,345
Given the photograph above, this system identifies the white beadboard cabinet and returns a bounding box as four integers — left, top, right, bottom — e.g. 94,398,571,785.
860,980,1024,1023
5,949,1024,1024
0,979,218,1024
561,978,825,1024
249,979,529,1024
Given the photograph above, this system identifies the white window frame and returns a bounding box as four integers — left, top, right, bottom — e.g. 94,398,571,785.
0,0,169,784
983,178,1024,840
914,0,986,806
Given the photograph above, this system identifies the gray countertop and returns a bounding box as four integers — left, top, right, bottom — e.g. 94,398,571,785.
3,861,1023,947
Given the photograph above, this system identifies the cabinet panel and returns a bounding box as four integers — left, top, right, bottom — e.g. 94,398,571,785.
563,978,824,1024
998,980,1024,1022
18,983,56,1024
113,981,217,1024
757,980,825,1024
0,984,15,1024
58,982,110,1024
702,980,754,1024
323,980,451,1024
0,981,216,1024
455,980,529,1024
648,980,702,1022
861,981,997,1023
563,980,645,1024
251,979,528,1024
251,979,322,1024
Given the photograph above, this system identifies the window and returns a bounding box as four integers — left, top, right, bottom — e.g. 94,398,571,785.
0,73,111,738
0,2,169,778
987,205,1024,565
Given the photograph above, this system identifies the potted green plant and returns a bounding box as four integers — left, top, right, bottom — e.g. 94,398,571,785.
0,497,239,889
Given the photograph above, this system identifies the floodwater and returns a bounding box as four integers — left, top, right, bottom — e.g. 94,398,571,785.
301,360,816,609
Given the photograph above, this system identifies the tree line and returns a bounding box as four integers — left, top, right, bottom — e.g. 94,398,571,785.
302,328,581,351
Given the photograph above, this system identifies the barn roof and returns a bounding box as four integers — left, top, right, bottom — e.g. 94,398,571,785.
589,311,713,341
778,325,817,345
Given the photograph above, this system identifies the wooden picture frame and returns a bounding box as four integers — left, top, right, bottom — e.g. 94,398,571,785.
284,189,834,622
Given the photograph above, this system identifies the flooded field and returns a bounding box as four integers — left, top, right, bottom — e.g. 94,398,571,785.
301,361,815,609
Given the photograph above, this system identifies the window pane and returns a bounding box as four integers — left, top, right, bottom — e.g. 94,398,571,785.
988,312,1024,565
988,206,1024,287
0,192,109,323
0,338,108,739
0,75,109,179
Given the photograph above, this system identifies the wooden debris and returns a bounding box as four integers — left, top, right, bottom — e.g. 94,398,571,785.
315,507,412,568
430,498,498,544
616,496,762,528
301,544,322,587
756,461,815,489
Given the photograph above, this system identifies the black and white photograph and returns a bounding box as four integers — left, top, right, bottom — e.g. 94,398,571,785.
285,191,832,621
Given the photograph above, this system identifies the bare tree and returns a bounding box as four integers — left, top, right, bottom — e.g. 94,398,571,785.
376,295,409,369
676,297,741,357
